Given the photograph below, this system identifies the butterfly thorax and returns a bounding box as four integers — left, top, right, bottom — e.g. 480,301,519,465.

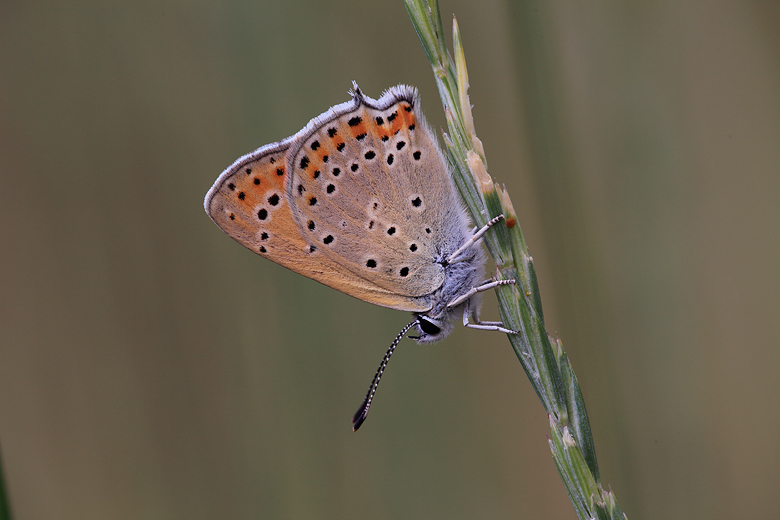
411,235,486,344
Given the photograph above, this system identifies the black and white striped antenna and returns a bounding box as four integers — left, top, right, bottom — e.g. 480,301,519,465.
352,319,419,431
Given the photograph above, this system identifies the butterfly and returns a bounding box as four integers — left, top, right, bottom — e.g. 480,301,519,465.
205,83,514,429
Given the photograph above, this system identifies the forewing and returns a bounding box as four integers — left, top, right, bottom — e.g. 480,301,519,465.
285,85,462,298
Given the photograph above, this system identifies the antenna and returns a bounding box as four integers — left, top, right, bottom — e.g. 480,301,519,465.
352,319,418,431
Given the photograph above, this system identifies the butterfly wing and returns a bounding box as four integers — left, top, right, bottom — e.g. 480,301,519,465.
204,135,431,312
285,85,469,299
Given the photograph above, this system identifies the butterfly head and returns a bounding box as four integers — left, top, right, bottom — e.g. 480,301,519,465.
408,312,455,344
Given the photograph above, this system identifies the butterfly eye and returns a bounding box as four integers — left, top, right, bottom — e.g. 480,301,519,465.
418,317,441,336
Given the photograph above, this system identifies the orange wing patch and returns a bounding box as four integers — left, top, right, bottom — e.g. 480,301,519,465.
206,143,291,257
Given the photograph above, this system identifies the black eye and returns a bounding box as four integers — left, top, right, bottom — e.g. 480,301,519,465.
418,318,441,336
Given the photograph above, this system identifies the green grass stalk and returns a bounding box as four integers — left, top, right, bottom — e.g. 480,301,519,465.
404,1,627,518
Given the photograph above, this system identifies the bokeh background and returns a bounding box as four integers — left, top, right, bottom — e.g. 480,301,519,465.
1,1,779,518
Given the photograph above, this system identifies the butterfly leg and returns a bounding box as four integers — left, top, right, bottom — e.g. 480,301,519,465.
446,278,519,334
446,214,505,264
447,278,515,309
461,296,518,334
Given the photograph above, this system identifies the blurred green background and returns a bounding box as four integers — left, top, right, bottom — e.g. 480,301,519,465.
1,0,779,518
